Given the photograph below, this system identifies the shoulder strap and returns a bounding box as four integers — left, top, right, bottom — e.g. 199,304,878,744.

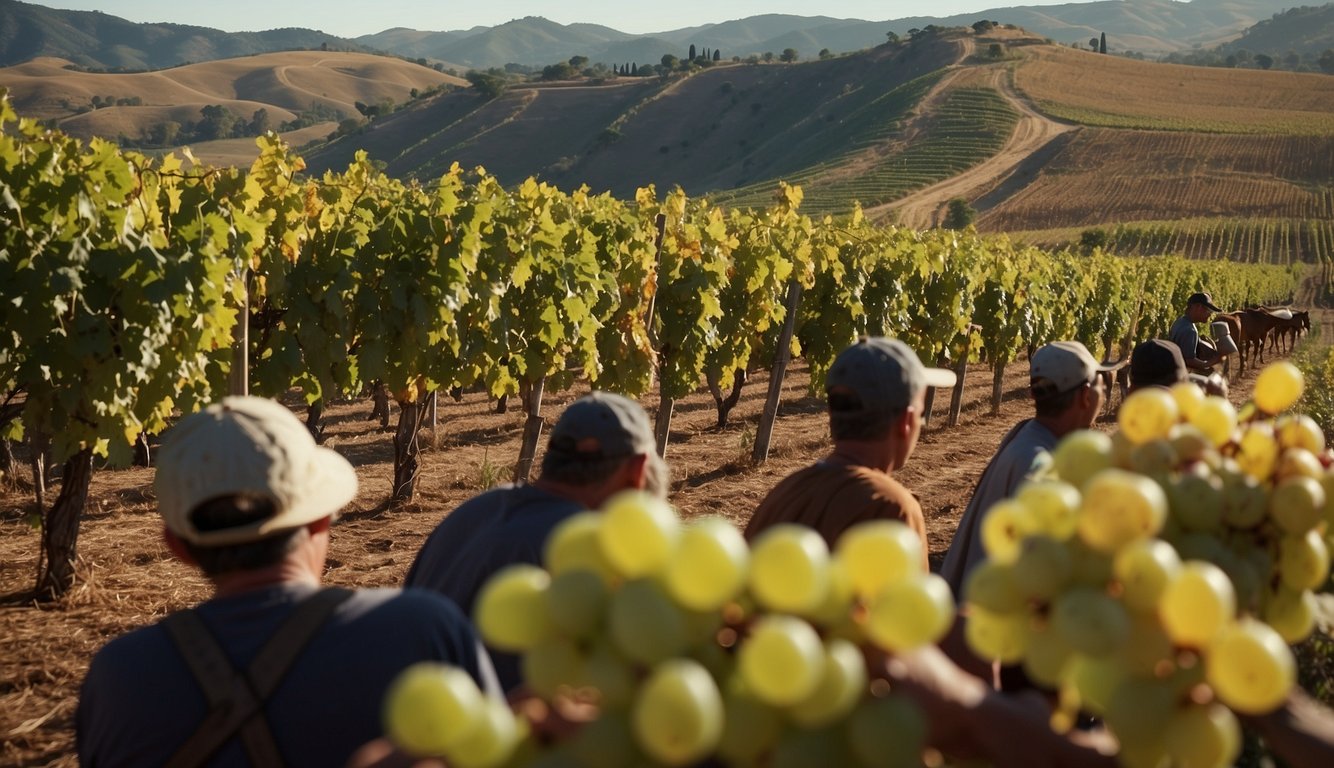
162,587,354,768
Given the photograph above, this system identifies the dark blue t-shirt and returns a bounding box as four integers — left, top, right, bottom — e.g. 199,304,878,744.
404,483,585,690
77,584,498,768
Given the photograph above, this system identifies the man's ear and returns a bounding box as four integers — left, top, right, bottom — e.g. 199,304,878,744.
163,527,196,566
622,453,649,490
898,406,920,440
307,516,333,535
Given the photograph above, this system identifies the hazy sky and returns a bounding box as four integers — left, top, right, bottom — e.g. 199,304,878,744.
43,1,1085,37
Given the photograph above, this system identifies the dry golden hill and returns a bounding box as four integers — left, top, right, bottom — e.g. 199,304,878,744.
0,51,466,148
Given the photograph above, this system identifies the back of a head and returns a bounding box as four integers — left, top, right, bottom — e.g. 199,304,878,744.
155,396,358,573
1030,341,1113,417
826,337,956,441
541,392,663,491
1130,339,1187,390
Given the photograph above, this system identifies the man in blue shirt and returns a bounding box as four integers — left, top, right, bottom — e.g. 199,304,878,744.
78,397,499,768
405,391,666,691
1169,291,1223,374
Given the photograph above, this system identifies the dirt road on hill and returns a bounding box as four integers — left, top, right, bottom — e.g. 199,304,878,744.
873,63,1077,229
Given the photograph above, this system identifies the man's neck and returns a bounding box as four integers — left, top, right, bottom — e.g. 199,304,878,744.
1034,414,1079,440
827,441,894,475
210,561,320,599
531,478,606,509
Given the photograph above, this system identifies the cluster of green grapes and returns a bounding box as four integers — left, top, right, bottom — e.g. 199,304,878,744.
963,361,1330,768
383,493,958,766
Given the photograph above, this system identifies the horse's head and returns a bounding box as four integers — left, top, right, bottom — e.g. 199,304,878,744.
1298,311,1311,330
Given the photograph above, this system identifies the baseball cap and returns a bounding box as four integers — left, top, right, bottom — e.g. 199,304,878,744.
1030,341,1116,399
155,397,358,547
546,392,655,461
1187,292,1222,312
1130,339,1187,389
826,337,957,415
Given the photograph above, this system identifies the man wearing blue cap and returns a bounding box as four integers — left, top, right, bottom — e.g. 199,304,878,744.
405,391,666,691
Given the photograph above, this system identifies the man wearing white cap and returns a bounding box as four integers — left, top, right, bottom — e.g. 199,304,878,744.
744,337,956,567
77,397,498,768
940,341,1112,594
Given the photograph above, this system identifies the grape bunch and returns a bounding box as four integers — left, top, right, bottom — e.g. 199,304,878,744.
962,361,1329,768
383,492,956,766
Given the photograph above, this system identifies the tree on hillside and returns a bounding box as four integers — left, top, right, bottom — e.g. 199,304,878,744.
943,198,975,230
713,49,721,62
1090,37,1099,51
197,104,238,141
1100,32,1107,53
819,48,833,60
569,55,588,69
972,20,997,33
1256,53,1274,70
988,43,1004,59
1321,49,1334,73
762,51,775,62
781,48,799,63
690,44,697,60
886,31,900,44
466,70,509,100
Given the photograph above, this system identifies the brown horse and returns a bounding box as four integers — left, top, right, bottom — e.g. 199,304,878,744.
1268,310,1310,354
1238,307,1286,367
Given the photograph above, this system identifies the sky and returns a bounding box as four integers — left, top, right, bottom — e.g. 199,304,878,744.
41,1,1086,38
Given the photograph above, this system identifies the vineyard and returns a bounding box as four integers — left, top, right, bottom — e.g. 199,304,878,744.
1012,45,1334,135
0,92,1302,600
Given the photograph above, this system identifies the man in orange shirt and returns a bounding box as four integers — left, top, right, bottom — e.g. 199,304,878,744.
744,337,955,569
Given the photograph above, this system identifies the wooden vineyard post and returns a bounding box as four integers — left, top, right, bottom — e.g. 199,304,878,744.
752,280,803,465
948,325,979,427
991,362,1006,417
229,270,249,397
649,213,671,459
654,399,673,459
514,376,547,484
429,389,439,449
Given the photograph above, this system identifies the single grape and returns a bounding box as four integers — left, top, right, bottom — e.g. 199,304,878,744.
1077,469,1167,553
1236,423,1279,481
1269,476,1326,534
1278,530,1330,592
748,524,831,614
1254,361,1304,414
1104,678,1175,747
1016,479,1082,540
717,686,783,764
1171,381,1206,421
566,711,638,768
965,607,1029,663
1119,388,1180,444
598,490,680,578
1051,587,1130,657
1189,396,1238,447
1114,539,1182,614
607,578,688,666
787,638,868,727
632,658,724,766
1159,561,1236,648
738,615,825,706
1277,414,1326,454
834,519,923,598
383,662,484,757
1010,535,1073,602
1206,619,1296,715
1263,587,1316,643
544,512,618,583
521,637,584,700
1051,429,1114,489
963,560,1024,614
1163,702,1241,768
544,569,608,639
474,564,554,651
980,499,1034,564
846,694,926,768
1168,468,1225,533
449,697,522,768
864,573,955,652
664,516,749,611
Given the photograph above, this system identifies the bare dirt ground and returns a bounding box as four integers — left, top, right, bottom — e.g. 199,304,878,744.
876,56,1077,230
1,314,1325,766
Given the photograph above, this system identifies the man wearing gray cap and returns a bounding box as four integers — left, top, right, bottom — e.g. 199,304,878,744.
743,337,956,566
77,397,498,768
940,341,1112,595
1169,292,1223,374
405,391,667,691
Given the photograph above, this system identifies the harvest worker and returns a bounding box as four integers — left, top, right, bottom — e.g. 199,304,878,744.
77,396,498,767
1169,291,1223,374
940,341,1112,595
405,391,667,691
1130,337,1228,399
743,336,956,568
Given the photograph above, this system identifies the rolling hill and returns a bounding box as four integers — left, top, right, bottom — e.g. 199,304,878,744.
0,51,466,149
0,0,1308,72
298,23,1333,260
